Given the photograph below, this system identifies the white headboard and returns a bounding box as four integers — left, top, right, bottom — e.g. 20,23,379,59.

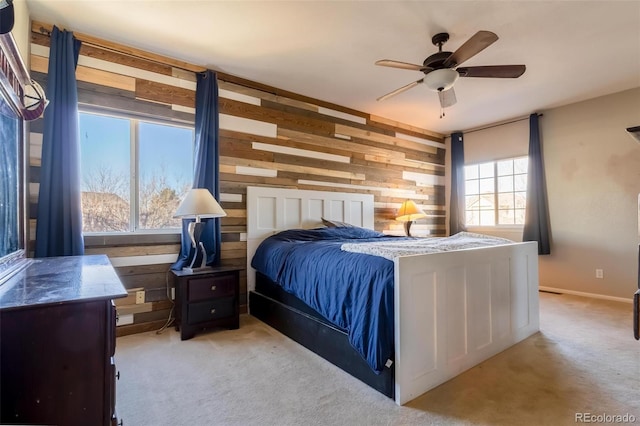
246,186,375,292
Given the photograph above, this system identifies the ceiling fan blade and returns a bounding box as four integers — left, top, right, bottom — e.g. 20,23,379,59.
443,30,498,68
375,59,429,72
377,79,424,101
457,65,526,78
438,87,457,108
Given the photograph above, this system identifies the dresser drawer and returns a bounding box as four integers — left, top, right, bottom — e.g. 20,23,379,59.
188,273,236,302
108,357,116,422
188,297,235,324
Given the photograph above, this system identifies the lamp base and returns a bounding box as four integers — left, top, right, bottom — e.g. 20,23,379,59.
404,220,413,237
181,266,213,274
185,241,208,273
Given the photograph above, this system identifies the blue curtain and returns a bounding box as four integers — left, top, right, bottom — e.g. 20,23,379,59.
523,113,551,254
34,27,84,258
172,70,221,270
449,132,467,235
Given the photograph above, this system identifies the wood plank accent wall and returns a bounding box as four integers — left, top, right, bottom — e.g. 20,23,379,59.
28,24,446,336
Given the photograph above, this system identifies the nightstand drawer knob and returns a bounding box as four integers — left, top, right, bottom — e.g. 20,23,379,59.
210,308,216,314
211,285,217,291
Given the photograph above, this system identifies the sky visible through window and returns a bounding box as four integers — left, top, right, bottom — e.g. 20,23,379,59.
139,121,193,191
79,114,193,189
79,113,129,190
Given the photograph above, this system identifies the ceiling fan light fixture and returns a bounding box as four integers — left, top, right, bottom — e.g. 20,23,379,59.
423,68,459,92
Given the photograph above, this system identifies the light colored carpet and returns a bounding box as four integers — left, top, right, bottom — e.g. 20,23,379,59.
115,292,640,426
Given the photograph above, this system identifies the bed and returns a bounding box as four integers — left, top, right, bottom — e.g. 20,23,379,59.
246,186,539,405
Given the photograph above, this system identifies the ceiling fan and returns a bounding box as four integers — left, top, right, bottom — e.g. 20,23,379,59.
375,31,526,117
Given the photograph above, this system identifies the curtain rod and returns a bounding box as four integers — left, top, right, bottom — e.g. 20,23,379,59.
33,21,207,74
33,21,287,97
459,113,543,136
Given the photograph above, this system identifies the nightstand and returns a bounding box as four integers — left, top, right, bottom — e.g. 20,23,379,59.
171,266,241,340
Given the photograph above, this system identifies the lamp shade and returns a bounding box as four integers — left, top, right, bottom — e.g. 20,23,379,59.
424,68,459,92
396,200,427,222
174,188,226,220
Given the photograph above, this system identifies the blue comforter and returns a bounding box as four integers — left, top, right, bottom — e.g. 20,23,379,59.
251,227,405,373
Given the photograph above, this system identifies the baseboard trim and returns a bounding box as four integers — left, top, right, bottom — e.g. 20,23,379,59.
539,286,633,304
116,319,168,337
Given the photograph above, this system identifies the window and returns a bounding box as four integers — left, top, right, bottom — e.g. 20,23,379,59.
464,157,528,226
79,111,194,233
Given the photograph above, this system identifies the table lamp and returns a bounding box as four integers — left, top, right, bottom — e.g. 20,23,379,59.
396,199,427,236
174,188,227,273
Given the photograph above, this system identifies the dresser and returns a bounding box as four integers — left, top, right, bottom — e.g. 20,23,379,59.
172,266,241,340
0,255,127,426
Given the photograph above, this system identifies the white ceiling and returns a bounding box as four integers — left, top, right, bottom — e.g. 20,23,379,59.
24,1,640,136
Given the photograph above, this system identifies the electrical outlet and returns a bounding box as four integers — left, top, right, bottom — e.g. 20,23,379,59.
595,269,604,279
136,290,145,304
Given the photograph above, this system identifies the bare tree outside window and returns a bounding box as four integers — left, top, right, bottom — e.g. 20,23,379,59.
81,165,130,232
138,173,190,230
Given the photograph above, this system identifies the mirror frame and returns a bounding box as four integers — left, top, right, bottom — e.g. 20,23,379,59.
0,32,29,284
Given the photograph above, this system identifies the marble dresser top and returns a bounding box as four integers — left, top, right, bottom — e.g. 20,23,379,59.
0,254,127,311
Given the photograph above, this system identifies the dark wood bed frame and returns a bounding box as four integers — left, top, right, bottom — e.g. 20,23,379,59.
249,272,395,399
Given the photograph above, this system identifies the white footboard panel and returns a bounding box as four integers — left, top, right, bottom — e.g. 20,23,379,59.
393,241,539,405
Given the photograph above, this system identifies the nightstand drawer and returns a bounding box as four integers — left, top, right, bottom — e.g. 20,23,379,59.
188,274,236,302
188,297,235,324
